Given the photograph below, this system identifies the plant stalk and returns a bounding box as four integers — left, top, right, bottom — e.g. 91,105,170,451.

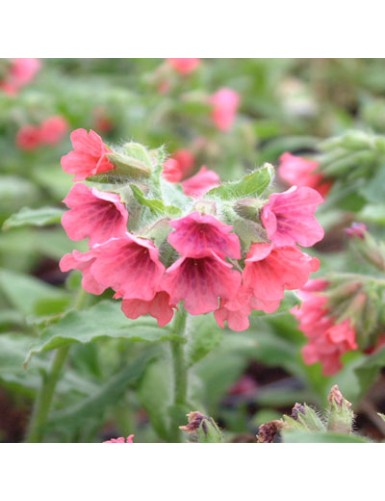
170,307,188,442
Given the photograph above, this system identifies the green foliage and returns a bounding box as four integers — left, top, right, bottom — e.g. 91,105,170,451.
207,163,275,200
26,301,172,362
3,207,65,230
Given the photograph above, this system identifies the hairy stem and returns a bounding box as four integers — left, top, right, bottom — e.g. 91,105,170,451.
25,288,89,442
170,308,188,442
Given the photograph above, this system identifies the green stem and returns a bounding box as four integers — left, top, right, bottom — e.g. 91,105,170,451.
25,287,89,443
25,346,70,443
170,308,188,442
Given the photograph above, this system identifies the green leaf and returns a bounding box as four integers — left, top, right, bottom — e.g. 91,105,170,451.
0,268,70,316
359,204,385,225
0,333,97,398
186,314,223,367
130,184,181,216
48,350,155,429
138,352,173,441
26,301,171,361
2,207,65,230
282,430,370,443
206,163,274,200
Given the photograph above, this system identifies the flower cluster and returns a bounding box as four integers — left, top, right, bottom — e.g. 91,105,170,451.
291,279,358,375
60,129,324,331
16,116,68,150
0,58,41,95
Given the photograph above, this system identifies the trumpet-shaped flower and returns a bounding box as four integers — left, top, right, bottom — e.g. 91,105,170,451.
91,234,165,300
163,252,241,315
62,183,128,246
168,211,241,259
61,128,115,181
261,186,324,247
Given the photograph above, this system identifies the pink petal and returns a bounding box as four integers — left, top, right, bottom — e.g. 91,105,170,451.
163,252,241,315
261,186,324,247
168,211,241,259
62,184,128,246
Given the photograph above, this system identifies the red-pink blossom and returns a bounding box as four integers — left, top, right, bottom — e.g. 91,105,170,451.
167,58,200,75
91,234,165,301
163,149,195,182
209,88,240,132
163,252,241,315
59,249,106,295
168,211,241,259
181,166,220,198
214,288,252,331
261,186,324,247
0,58,41,94
302,320,357,376
40,116,68,145
291,280,358,375
121,291,175,326
278,152,332,197
16,125,41,150
104,434,134,443
61,183,128,246
243,243,320,305
61,129,115,181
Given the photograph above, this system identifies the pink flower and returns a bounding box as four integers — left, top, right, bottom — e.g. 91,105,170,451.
209,88,240,132
261,186,324,247
121,291,175,327
278,152,332,197
168,211,241,259
61,183,128,246
163,149,195,183
16,125,41,150
181,166,220,198
163,252,241,315
104,434,134,443
291,280,358,375
0,58,41,94
214,288,252,332
345,222,367,239
91,234,165,300
302,321,357,376
167,58,200,75
40,116,68,145
61,129,115,181
243,243,320,305
59,249,106,295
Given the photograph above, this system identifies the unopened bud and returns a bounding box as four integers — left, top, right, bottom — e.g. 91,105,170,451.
291,403,306,420
107,142,154,179
345,222,367,239
353,232,385,272
327,385,354,434
234,198,262,221
257,420,283,443
180,411,223,443
286,403,325,432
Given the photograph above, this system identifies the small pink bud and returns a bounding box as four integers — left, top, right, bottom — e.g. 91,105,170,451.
345,222,367,239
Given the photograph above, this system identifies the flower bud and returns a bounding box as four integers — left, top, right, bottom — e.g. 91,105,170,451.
256,420,283,443
107,142,154,179
180,411,223,443
352,232,385,272
327,385,354,434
